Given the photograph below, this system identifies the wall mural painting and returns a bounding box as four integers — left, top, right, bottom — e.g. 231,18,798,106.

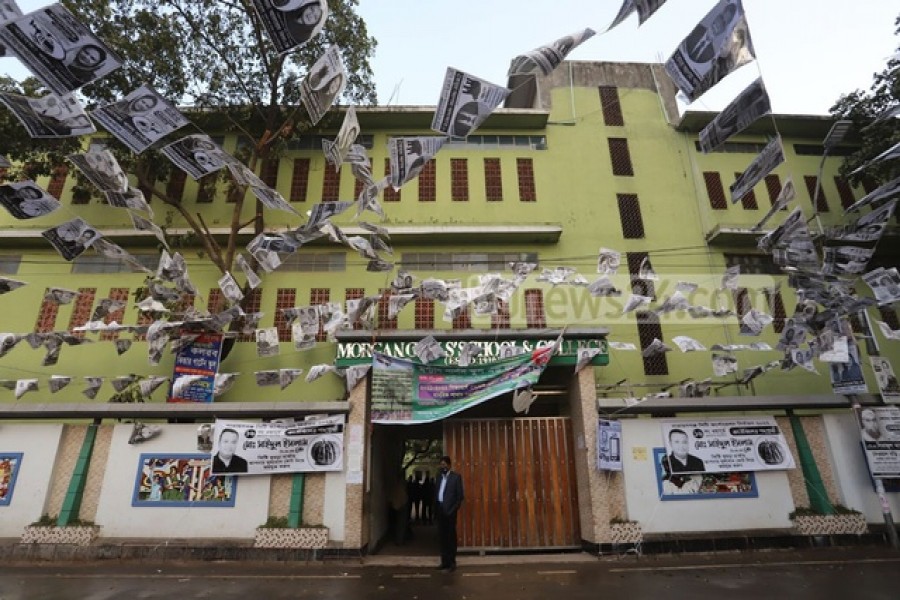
654,448,758,501
133,454,237,507
0,453,23,506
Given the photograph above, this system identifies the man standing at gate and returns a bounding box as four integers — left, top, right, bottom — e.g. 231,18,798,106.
435,455,464,572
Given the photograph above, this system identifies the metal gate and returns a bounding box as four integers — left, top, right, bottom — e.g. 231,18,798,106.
444,417,581,549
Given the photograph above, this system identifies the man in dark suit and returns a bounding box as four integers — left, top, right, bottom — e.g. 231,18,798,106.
435,455,464,572
665,428,705,473
211,428,248,474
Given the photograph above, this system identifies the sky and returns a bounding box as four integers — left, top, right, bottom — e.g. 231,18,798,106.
2,1,898,117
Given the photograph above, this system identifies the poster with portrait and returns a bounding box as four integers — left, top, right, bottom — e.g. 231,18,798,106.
507,28,596,76
844,175,900,213
0,91,94,138
827,199,897,243
598,419,623,471
322,105,359,171
857,406,900,478
829,320,868,394
132,454,236,506
210,416,345,476
432,67,510,138
661,417,795,475
0,181,60,219
91,85,191,154
664,0,754,103
0,452,22,506
871,357,900,403
41,217,100,261
0,3,122,95
159,134,226,180
251,0,328,54
863,267,900,306
67,147,129,193
730,136,784,203
698,78,770,153
387,136,447,190
654,448,757,500
299,44,346,125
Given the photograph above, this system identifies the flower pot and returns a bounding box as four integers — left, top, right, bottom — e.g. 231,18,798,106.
21,525,100,546
253,526,329,549
792,514,868,536
610,522,643,544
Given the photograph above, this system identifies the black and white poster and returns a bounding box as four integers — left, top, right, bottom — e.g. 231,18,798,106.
857,406,900,478
698,78,769,153
828,319,867,394
299,44,346,125
322,105,359,171
661,417,795,475
844,175,900,214
104,187,152,215
210,416,345,476
863,267,900,306
161,134,227,180
251,0,328,55
871,357,900,403
827,199,897,243
91,85,191,154
507,28,596,76
822,246,874,276
0,1,22,57
0,181,60,218
598,419,623,471
68,147,128,193
606,0,670,30
0,91,94,138
0,3,122,95
664,0,754,103
41,217,100,261
387,136,447,190
431,67,510,138
730,136,784,203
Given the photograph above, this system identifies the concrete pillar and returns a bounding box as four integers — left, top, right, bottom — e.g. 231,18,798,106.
342,375,370,549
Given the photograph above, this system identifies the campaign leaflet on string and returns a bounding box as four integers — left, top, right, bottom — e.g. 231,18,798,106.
299,45,346,125
730,136,783,203
210,416,345,476
661,417,795,475
431,67,510,138
0,91,94,138
168,333,223,403
699,77,769,153
598,419,623,471
251,0,328,55
91,85,191,154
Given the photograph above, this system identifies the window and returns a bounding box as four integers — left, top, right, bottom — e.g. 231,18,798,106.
693,141,768,154
310,288,330,341
68,288,96,338
734,172,758,210
804,175,829,213
617,193,645,238
138,178,155,205
345,287,365,330
100,288,130,341
261,159,279,189
322,163,340,202
724,253,780,275
880,307,900,331
383,159,400,202
275,288,296,342
279,252,346,272
401,252,537,273
608,138,634,176
71,254,159,274
237,288,262,342
733,287,752,319
599,86,624,126
764,174,786,210
524,289,546,329
703,172,728,210
516,158,536,202
861,177,878,194
34,291,59,333
196,174,217,203
765,289,787,333
451,158,469,201
414,297,434,329
793,144,855,157
207,288,226,316
491,300,511,329
290,158,311,202
418,160,436,202
627,252,655,299
834,176,856,210
354,175,365,200
166,170,187,201
286,134,374,150
636,311,668,375
452,305,471,329
445,135,546,150
484,158,503,201
47,165,68,198
0,255,22,274
377,290,397,330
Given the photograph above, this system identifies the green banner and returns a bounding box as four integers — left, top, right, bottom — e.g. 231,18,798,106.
371,348,553,424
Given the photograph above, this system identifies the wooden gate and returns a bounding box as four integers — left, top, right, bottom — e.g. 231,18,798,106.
444,418,580,549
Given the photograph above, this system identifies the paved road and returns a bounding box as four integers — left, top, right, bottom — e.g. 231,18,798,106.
2,547,899,599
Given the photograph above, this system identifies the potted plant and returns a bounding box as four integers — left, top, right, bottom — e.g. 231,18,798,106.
609,516,643,544
789,505,867,536
21,515,100,546
253,516,329,549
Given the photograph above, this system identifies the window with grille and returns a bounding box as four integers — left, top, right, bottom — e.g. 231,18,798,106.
804,175,829,212
516,158,536,202
71,254,159,274
524,289,546,329
261,158,279,189
733,287,752,318
418,160,436,202
377,290,398,330
861,177,877,194
34,291,60,333
237,288,262,342
452,305,471,329
196,174,217,203
627,252,655,299
636,311,668,375
207,287,225,316
0,255,22,274
346,287,365,330
322,162,341,202
415,297,434,329
724,253,780,275
734,172,758,210
608,138,634,176
138,178,155,205
132,287,153,340
703,172,728,210
484,158,503,201
492,300,511,329
166,169,187,201
68,288,96,338
290,158,310,202
279,252,346,272
617,193,645,238
354,176,364,200
383,158,400,202
848,311,866,335
99,287,130,341
765,289,787,333
47,165,68,198
599,86,624,126
764,174,786,210
834,176,856,210
275,288,296,342
880,307,900,331
451,158,469,201
401,252,537,272
310,288,330,341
